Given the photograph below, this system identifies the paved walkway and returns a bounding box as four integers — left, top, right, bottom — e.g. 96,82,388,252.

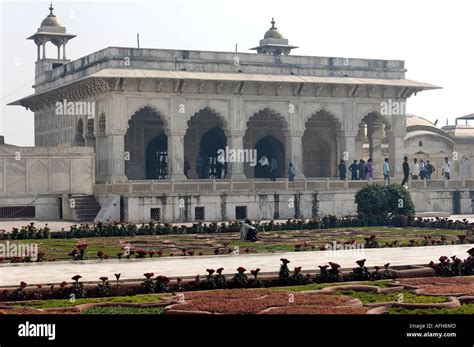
0,244,471,286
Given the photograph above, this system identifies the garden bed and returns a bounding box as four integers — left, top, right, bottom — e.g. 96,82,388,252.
1,225,471,263
2,275,474,315
165,289,363,314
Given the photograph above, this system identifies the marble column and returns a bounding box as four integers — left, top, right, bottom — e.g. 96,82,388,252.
104,132,127,182
168,131,187,181
355,122,365,161
226,131,246,180
95,134,108,183
369,122,384,179
388,133,405,177
340,131,358,162
285,131,305,179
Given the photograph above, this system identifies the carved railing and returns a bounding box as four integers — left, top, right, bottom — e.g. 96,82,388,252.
94,178,474,195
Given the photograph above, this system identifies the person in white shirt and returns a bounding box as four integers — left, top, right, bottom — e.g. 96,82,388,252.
383,158,390,185
442,157,451,180
411,158,420,180
258,155,270,178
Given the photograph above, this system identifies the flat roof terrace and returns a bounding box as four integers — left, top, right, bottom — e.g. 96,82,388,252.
31,46,409,93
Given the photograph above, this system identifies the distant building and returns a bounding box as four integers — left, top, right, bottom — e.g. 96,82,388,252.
403,114,474,179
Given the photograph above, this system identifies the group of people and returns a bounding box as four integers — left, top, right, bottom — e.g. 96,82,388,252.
192,153,226,179
340,159,375,181
192,152,453,184
338,156,452,186
402,156,451,185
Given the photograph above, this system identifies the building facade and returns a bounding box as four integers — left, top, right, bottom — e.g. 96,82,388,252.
7,5,474,222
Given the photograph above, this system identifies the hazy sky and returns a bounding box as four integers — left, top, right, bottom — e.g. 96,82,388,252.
1,0,473,146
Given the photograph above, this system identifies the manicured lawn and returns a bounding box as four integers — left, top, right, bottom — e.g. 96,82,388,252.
0,226,469,261
334,289,447,304
83,306,164,314
17,294,164,309
388,304,474,315
271,279,395,292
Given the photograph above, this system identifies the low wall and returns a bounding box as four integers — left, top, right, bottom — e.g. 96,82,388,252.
94,179,474,223
0,146,94,220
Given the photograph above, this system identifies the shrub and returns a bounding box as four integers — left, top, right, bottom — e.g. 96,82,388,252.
142,273,155,293
364,235,379,248
391,214,408,227
347,259,372,281
7,281,28,301
98,277,111,297
289,267,307,285
232,267,248,288
214,268,226,288
385,184,415,217
355,184,415,219
248,268,264,288
314,262,342,283
429,249,474,276
201,269,218,290
155,276,170,293
278,258,291,285
70,275,86,298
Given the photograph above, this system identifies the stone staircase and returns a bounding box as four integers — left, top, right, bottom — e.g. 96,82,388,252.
69,194,101,222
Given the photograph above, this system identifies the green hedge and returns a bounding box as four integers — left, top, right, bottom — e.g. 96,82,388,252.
355,183,415,218
0,215,472,241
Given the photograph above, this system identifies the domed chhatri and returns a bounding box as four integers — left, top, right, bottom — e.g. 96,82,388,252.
263,18,284,39
27,3,76,61
250,18,298,55
40,3,64,28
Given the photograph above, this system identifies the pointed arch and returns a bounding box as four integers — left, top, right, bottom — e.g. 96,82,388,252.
184,107,228,179
125,106,169,180
302,109,342,177
243,108,289,179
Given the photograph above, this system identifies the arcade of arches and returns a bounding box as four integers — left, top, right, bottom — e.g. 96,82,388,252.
116,106,395,181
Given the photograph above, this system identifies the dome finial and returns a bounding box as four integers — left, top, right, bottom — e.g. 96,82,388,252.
271,17,276,29
49,2,54,16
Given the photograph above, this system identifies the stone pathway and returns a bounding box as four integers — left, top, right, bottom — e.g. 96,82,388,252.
0,244,471,286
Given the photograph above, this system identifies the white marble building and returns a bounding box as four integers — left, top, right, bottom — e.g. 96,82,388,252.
6,4,474,222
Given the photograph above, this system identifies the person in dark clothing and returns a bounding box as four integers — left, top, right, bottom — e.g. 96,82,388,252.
269,157,278,181
358,159,365,180
240,219,258,241
184,158,191,178
425,160,435,180
195,152,205,178
401,156,410,186
338,160,347,180
288,162,296,181
349,160,358,180
203,155,210,179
